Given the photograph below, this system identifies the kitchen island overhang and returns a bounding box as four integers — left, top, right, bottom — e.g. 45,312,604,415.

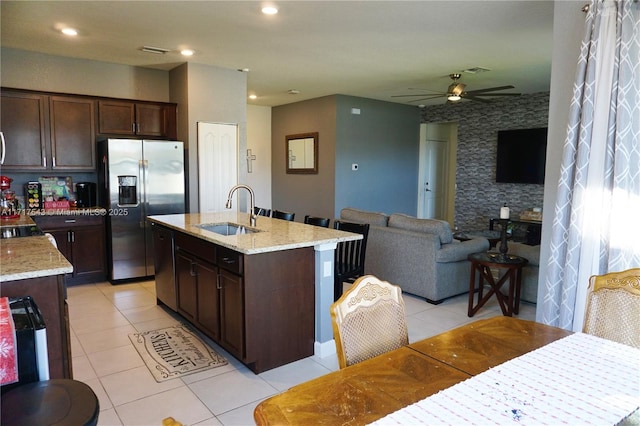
147,212,361,372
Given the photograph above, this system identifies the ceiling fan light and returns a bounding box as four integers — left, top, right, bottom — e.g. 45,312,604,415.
448,94,461,101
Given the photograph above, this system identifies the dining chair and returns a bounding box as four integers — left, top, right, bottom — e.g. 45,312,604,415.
583,268,640,348
330,275,408,369
333,220,369,301
303,215,330,228
272,210,295,221
253,206,271,217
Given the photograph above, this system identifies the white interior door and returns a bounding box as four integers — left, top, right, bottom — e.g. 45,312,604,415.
418,123,455,221
198,122,238,213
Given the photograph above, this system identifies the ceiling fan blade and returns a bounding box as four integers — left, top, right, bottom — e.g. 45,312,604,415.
391,94,433,98
465,85,515,95
461,94,491,103
468,93,521,97
406,95,446,103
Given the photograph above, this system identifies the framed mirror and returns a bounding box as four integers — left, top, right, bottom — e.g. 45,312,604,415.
286,132,318,174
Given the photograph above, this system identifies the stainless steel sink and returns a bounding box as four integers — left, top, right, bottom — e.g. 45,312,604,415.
196,222,260,236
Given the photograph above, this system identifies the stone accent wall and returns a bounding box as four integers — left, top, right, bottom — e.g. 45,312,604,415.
421,92,549,232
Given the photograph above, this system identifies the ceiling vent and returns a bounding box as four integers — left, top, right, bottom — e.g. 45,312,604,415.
140,46,170,55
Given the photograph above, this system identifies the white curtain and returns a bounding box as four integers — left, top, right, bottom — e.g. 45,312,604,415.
541,0,640,331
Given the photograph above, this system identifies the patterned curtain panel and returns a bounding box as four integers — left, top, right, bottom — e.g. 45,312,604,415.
541,0,640,330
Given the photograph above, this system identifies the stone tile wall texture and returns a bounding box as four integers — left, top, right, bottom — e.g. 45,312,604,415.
421,92,549,232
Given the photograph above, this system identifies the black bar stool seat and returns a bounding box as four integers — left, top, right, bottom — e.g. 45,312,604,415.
1,379,99,426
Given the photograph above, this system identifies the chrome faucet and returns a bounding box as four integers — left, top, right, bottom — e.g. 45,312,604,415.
225,184,257,227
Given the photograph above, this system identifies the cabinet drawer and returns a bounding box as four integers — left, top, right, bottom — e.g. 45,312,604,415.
217,246,243,275
175,232,217,264
33,214,104,230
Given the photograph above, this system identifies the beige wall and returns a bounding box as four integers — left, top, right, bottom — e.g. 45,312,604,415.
246,105,272,209
1,48,169,101
272,96,336,222
170,62,247,213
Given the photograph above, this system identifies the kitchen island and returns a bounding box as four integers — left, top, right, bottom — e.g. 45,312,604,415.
147,212,361,373
0,216,74,379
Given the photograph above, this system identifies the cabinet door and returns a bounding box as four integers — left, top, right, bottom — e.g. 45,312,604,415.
98,100,135,135
70,226,106,279
50,96,96,170
46,228,73,263
0,91,48,169
136,104,164,136
176,249,198,323
219,269,244,358
196,261,221,341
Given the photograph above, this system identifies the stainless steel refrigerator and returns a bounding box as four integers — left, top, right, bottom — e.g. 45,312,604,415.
98,139,185,281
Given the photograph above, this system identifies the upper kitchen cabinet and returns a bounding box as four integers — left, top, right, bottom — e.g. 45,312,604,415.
98,100,177,139
49,96,96,170
0,90,48,170
1,89,96,171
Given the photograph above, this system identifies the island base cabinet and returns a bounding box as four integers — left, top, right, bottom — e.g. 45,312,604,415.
219,269,244,359
170,231,315,374
0,275,72,379
243,248,315,373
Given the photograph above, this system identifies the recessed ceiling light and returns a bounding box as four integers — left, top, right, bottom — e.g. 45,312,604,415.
61,28,78,36
248,94,258,100
180,49,194,57
262,6,278,15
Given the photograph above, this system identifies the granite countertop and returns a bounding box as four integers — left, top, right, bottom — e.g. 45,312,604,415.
0,215,36,228
0,235,73,282
148,212,362,255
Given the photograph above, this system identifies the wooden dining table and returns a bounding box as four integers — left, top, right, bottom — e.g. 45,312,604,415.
253,317,573,425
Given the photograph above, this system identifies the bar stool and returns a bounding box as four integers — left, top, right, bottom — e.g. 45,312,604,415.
272,210,295,221
1,379,100,426
304,215,330,228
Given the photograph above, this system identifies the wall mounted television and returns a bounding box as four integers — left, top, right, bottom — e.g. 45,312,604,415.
495,127,548,184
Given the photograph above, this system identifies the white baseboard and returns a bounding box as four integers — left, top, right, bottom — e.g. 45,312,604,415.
314,339,336,358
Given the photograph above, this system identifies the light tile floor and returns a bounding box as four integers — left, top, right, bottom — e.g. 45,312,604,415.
68,280,536,426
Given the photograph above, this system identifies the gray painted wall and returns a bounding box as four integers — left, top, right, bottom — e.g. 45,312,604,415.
271,95,419,222
421,92,550,232
334,96,420,217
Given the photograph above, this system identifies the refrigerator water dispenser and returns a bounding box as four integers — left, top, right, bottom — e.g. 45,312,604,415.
118,175,137,205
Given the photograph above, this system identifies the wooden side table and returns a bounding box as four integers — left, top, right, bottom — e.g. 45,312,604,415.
468,252,528,317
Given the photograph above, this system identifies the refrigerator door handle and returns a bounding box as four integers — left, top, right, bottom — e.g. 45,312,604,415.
0,131,6,165
140,159,148,227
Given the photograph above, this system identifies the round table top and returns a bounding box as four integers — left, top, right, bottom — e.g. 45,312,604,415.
469,251,528,267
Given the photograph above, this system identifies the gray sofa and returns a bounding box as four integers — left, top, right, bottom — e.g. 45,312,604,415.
340,208,490,304
506,242,540,304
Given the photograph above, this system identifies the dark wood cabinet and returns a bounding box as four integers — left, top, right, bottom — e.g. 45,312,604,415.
166,229,315,373
219,268,244,357
176,249,199,323
33,215,106,285
49,96,96,169
0,90,48,170
1,275,72,379
98,100,176,139
0,90,96,171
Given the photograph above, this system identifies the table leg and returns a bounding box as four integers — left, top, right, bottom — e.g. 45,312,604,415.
468,263,477,317
514,266,523,315
506,268,515,317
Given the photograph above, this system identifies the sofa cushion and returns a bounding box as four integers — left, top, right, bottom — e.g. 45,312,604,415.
388,214,453,244
507,243,540,266
340,208,389,227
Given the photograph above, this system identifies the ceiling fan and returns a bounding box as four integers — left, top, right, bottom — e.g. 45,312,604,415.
392,73,521,104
